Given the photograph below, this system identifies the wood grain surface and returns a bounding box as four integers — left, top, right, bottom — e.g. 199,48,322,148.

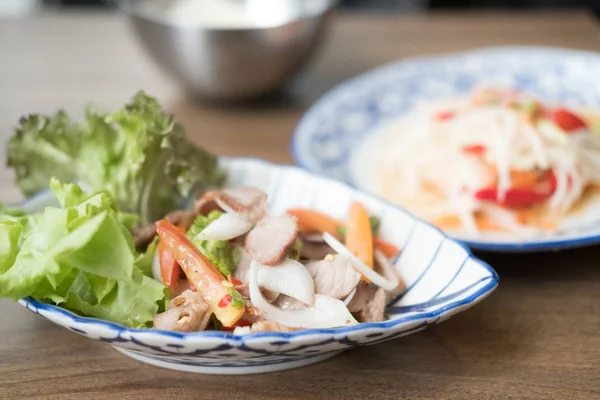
1,10,600,400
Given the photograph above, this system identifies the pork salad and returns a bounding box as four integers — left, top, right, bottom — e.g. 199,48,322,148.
1,93,404,333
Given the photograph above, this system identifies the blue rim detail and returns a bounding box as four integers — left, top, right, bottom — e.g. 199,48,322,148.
14,157,498,344
387,276,493,314
291,46,600,253
430,256,469,300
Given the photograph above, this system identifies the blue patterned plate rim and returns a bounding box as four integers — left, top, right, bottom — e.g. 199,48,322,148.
291,46,600,252
13,158,498,342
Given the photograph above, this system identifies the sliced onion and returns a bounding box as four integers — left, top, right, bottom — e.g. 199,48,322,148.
232,326,252,336
193,212,253,241
301,233,325,243
152,252,163,284
322,233,398,292
253,259,315,306
249,261,357,329
343,287,357,306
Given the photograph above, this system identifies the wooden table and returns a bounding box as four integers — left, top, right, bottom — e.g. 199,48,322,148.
1,10,600,400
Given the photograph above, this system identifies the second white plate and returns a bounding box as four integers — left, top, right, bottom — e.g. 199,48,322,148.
292,46,600,252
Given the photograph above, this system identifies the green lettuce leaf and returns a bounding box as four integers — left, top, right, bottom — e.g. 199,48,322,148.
6,91,226,225
227,287,245,310
63,268,165,328
135,238,157,278
0,179,166,328
289,238,303,261
7,112,79,197
186,211,239,277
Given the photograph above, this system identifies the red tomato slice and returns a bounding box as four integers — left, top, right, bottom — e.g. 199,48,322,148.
462,144,486,155
158,239,182,290
547,108,587,132
434,111,455,121
475,170,557,208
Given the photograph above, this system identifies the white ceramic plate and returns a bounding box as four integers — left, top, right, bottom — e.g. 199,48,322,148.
16,158,498,374
292,46,600,252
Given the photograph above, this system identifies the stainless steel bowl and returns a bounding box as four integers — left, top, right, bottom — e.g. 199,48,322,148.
121,0,337,101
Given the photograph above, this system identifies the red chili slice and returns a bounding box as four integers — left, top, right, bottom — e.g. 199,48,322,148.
218,294,232,308
229,276,243,286
462,144,486,155
475,170,557,208
221,319,252,332
546,108,587,132
434,111,455,121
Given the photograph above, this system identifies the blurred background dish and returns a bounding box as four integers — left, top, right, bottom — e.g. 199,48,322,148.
292,46,600,252
119,0,338,102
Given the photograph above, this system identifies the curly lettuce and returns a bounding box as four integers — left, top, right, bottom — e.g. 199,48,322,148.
0,179,166,328
7,92,226,225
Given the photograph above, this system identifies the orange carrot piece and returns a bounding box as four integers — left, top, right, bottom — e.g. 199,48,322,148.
287,208,343,239
346,202,374,271
287,207,400,260
373,237,400,259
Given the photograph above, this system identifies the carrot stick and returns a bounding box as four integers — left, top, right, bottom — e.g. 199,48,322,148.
287,208,343,239
287,207,400,260
373,237,400,259
346,202,374,275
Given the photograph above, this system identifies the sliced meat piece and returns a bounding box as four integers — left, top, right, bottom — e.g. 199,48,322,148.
234,281,279,304
194,187,267,222
305,255,361,300
165,210,197,230
232,246,253,282
250,321,299,333
167,289,202,310
345,251,405,323
374,249,406,302
346,282,387,323
131,210,197,250
154,290,211,332
245,215,298,266
131,223,157,250
273,294,306,310
300,239,333,261
243,304,266,324
346,281,375,313
220,187,267,222
194,191,223,216
358,287,387,323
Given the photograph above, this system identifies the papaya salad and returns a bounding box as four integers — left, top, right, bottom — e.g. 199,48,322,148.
0,92,404,333
356,88,600,236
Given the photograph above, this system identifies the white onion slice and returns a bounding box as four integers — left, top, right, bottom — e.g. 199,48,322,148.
232,326,252,336
249,261,357,329
193,212,253,241
215,198,237,216
254,259,315,306
322,233,398,292
152,252,163,284
343,287,357,306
